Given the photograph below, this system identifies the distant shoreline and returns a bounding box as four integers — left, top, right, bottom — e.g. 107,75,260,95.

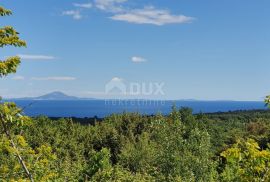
46,109,270,126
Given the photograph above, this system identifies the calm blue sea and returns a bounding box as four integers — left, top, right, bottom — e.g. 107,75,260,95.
6,100,266,118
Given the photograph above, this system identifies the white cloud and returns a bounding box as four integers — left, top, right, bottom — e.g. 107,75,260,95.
18,54,56,60
64,1,195,25
131,56,147,63
73,2,92,9
31,77,76,81
95,0,127,12
111,6,194,25
62,10,82,20
62,2,92,20
12,76,25,80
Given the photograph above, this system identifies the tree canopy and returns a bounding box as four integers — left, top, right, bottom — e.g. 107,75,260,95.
0,6,26,77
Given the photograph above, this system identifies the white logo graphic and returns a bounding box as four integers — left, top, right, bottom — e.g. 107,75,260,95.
105,77,165,96
105,77,126,95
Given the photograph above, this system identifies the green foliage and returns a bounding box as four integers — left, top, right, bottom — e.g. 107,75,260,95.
0,6,12,16
90,165,155,182
0,134,57,181
2,104,270,181
119,132,157,174
220,139,270,182
84,148,112,178
0,26,26,48
0,6,26,77
265,95,270,108
0,102,30,126
0,5,56,182
0,56,21,77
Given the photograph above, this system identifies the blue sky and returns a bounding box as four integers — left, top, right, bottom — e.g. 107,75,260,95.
0,0,269,100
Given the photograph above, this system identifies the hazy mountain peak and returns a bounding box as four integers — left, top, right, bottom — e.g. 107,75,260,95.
36,91,78,100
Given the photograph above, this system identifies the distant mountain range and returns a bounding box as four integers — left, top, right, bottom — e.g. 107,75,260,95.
9,91,95,101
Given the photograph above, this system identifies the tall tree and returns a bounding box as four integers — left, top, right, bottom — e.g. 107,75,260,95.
0,5,33,182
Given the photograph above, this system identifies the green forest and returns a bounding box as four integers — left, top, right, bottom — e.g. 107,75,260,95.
2,108,270,181
1,5,270,182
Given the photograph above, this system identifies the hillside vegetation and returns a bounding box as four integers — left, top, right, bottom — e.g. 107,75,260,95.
1,108,270,181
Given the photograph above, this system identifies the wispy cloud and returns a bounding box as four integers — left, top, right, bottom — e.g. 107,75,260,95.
12,76,25,80
131,56,147,63
111,6,194,25
95,0,127,12
73,2,92,9
63,2,93,20
31,77,76,81
62,10,82,20
63,1,195,25
18,54,56,60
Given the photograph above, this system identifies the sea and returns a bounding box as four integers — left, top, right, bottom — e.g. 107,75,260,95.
5,99,267,118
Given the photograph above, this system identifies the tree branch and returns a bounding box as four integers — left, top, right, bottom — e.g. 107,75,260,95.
0,117,34,182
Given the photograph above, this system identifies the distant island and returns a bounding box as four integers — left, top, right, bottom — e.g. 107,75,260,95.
7,91,95,101
34,92,79,100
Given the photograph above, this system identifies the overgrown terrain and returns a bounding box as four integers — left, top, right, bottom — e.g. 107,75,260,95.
1,108,270,181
